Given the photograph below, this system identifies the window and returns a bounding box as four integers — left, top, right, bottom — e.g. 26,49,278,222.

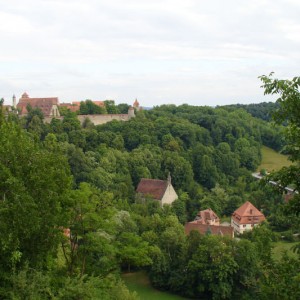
243,225,246,227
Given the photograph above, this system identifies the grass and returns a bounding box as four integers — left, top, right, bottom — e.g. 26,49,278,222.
258,145,292,172
272,241,298,261
122,271,188,300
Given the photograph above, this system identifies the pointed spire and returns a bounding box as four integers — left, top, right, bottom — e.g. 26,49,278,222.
167,172,171,185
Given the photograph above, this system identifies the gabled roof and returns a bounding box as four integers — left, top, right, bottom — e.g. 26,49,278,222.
60,103,80,113
195,208,219,224
136,178,169,200
185,221,234,238
17,93,59,116
231,201,265,225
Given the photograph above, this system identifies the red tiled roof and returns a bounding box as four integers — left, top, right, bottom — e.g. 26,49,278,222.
196,208,220,224
17,93,59,117
93,101,105,107
185,221,234,238
136,178,168,200
231,201,265,225
133,99,139,107
60,103,80,113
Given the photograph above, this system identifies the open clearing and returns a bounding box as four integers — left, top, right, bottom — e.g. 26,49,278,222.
122,271,188,300
272,241,298,261
258,145,292,172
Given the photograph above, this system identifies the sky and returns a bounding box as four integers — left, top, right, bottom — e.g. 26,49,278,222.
1,0,299,107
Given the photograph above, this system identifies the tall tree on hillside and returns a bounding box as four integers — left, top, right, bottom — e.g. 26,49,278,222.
260,73,300,216
0,120,72,276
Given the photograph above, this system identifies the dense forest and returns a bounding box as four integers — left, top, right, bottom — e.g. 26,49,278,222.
0,75,299,299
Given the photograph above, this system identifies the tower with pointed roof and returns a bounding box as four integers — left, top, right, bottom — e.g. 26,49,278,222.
133,99,141,111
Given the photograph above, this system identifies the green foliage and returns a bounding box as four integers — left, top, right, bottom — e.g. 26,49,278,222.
258,145,292,172
260,254,300,299
7,267,137,300
187,236,238,299
0,121,72,273
104,100,118,114
80,100,107,115
2,93,297,299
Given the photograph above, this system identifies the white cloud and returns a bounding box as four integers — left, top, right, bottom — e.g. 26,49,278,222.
0,0,299,106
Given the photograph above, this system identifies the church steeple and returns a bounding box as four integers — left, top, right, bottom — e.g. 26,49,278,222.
167,172,171,185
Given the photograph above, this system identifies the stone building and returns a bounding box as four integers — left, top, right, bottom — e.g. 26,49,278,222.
17,92,60,117
136,174,178,206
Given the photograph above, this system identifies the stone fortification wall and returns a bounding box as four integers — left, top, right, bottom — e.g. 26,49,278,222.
44,112,134,125
77,114,130,125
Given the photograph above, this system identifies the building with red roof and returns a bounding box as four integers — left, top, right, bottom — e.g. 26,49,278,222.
195,208,220,226
231,201,266,234
136,174,178,206
17,92,60,117
185,221,234,238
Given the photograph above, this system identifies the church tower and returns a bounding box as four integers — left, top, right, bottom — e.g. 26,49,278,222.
12,94,16,109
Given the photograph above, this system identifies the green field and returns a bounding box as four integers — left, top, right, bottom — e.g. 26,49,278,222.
272,241,298,261
122,272,188,300
258,145,292,172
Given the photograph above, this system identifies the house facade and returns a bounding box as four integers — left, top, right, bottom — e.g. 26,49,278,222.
184,208,234,238
231,201,266,234
136,175,178,206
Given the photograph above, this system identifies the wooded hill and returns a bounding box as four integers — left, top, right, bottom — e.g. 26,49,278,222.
0,96,299,299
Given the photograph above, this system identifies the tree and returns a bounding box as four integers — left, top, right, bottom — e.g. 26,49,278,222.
259,73,300,215
187,236,238,299
63,183,117,276
80,100,107,115
0,120,72,275
62,111,81,132
104,100,118,114
117,103,130,114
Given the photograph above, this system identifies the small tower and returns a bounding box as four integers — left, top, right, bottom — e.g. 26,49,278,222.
128,106,135,119
12,94,16,109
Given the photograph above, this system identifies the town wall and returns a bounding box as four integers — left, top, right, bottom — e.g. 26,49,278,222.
44,112,134,125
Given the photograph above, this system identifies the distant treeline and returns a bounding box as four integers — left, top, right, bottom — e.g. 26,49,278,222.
220,101,279,121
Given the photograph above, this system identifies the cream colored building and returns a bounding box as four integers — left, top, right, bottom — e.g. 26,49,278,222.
231,201,266,234
136,175,178,206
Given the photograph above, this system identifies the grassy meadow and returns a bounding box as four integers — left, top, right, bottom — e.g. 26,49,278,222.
258,145,292,172
122,272,188,300
272,241,298,261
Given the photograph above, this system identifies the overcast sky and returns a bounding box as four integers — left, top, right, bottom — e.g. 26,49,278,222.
1,0,299,107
